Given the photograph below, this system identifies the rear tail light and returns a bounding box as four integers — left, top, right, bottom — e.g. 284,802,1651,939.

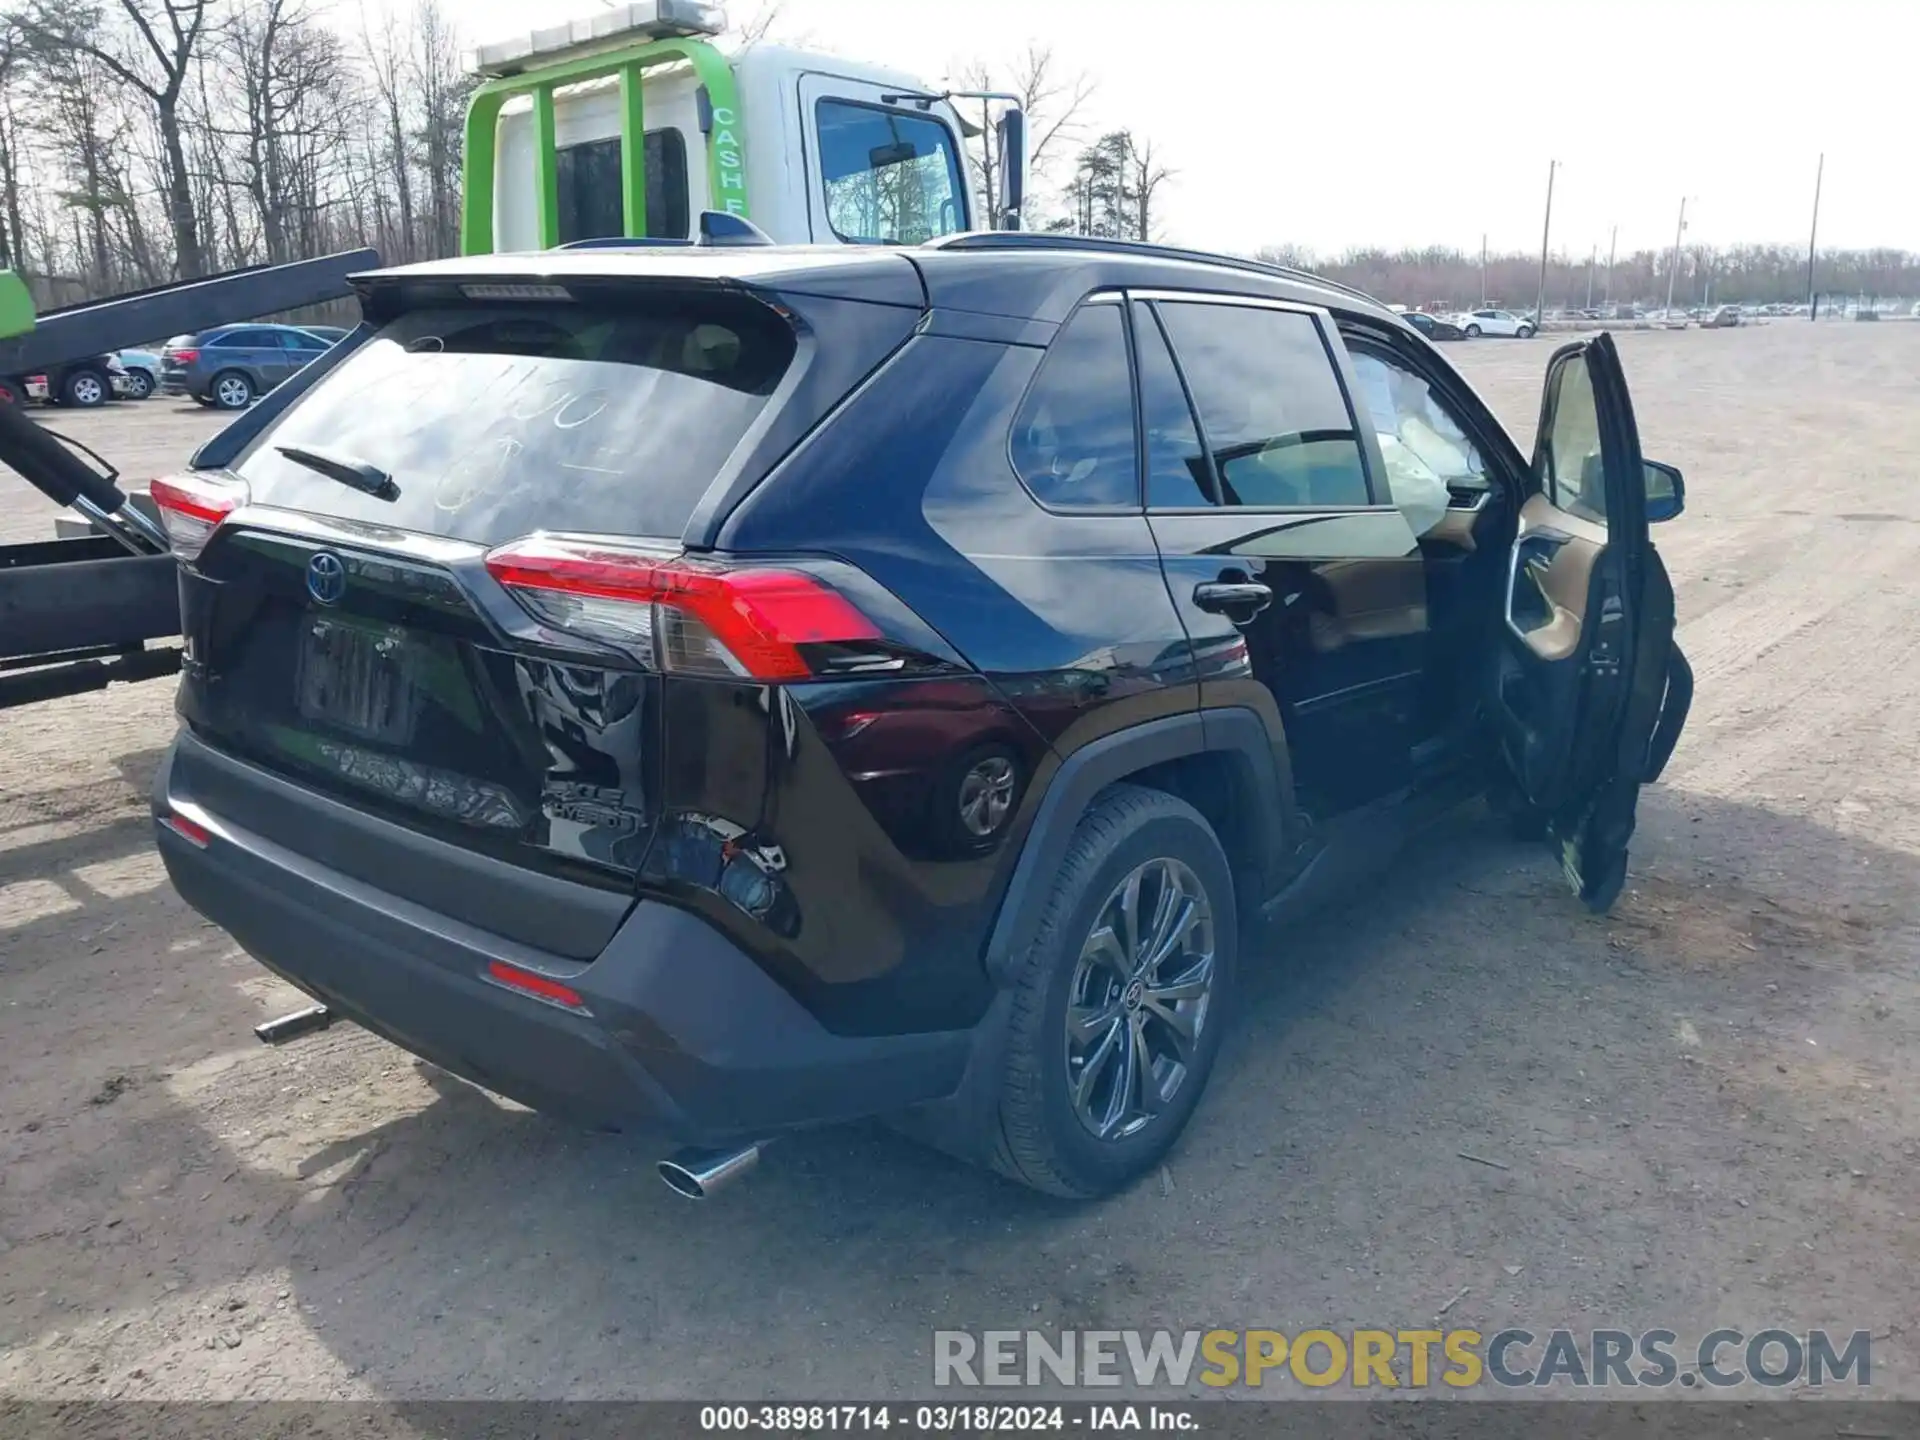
167,349,199,365
158,813,211,847
149,471,250,559
483,534,882,682
484,959,588,1012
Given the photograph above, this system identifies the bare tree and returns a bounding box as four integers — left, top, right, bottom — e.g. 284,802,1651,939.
729,1,785,48
409,0,471,260
7,0,218,276
360,6,415,263
956,45,1093,228
1128,134,1171,242
0,19,31,267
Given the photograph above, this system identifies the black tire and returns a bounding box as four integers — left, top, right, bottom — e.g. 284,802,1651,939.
210,369,254,410
61,366,109,408
1464,323,1482,338
987,784,1237,1198
124,367,155,400
1517,324,1535,339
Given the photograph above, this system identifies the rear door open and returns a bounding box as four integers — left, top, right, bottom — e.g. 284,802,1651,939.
1491,333,1690,911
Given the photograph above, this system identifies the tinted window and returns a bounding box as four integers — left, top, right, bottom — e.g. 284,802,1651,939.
1009,303,1137,509
235,294,796,545
1133,303,1212,508
556,129,690,243
1157,302,1371,509
816,100,965,245
210,330,269,348
282,331,328,352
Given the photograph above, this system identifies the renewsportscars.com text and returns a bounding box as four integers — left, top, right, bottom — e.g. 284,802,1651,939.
933,1328,1873,1390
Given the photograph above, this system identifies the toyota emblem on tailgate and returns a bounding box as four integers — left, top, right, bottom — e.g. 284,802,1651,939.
306,552,346,606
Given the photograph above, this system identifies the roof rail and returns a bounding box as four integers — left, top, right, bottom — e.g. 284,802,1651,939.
925,232,1383,308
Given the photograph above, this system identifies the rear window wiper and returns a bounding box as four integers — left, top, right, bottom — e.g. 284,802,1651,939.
275,444,400,502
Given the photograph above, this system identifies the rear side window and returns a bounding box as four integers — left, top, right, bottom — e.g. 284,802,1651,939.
1156,302,1371,510
236,294,796,545
212,330,267,348
1009,303,1137,509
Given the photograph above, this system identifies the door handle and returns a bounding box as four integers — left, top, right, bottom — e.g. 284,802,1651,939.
1193,580,1273,619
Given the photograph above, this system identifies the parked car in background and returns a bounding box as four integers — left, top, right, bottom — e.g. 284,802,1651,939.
1404,310,1466,341
1455,307,1536,338
114,348,162,399
159,323,334,409
1701,305,1742,329
3,353,119,408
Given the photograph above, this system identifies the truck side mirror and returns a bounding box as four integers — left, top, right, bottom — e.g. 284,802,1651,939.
995,109,1026,231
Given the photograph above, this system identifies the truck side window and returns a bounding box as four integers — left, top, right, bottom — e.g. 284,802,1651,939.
815,100,965,245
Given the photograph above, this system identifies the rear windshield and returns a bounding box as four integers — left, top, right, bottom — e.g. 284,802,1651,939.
235,294,795,545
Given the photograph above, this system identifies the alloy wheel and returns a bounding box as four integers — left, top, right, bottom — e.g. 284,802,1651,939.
216,376,250,408
957,755,1017,838
1064,857,1216,1141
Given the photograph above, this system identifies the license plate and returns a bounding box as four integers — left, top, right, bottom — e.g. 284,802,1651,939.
295,617,419,745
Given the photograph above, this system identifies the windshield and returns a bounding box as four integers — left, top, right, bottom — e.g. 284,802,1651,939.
234,294,795,546
816,99,966,245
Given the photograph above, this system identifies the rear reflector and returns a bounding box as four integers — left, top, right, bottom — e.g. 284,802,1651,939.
484,535,882,681
485,959,588,1012
149,471,250,559
159,813,212,847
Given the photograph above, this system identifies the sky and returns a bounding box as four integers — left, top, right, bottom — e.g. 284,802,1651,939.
408,0,1920,257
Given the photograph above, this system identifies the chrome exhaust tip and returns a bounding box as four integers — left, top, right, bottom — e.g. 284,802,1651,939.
657,1143,761,1199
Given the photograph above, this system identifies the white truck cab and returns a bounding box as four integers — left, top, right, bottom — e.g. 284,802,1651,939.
465,0,1026,254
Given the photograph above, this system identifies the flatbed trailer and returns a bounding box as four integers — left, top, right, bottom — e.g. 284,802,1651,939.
0,252,377,709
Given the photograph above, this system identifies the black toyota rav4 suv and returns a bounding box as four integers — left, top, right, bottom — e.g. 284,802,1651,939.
151,232,1691,1199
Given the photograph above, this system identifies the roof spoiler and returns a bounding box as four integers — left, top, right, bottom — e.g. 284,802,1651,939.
554,212,776,252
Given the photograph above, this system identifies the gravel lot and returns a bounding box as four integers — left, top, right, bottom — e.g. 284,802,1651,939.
2,322,1917,1402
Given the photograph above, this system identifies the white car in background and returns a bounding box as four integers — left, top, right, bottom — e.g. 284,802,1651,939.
1455,307,1537,338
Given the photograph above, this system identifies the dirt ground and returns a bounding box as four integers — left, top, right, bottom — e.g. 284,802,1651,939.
2,323,1917,1402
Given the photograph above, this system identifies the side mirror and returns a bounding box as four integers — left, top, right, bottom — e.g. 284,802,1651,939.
1644,460,1685,523
995,108,1026,231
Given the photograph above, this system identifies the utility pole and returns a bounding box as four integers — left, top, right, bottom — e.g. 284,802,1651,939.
1534,159,1557,323
1806,152,1824,318
1605,224,1617,306
1586,243,1597,308
1480,233,1487,306
1664,196,1688,316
